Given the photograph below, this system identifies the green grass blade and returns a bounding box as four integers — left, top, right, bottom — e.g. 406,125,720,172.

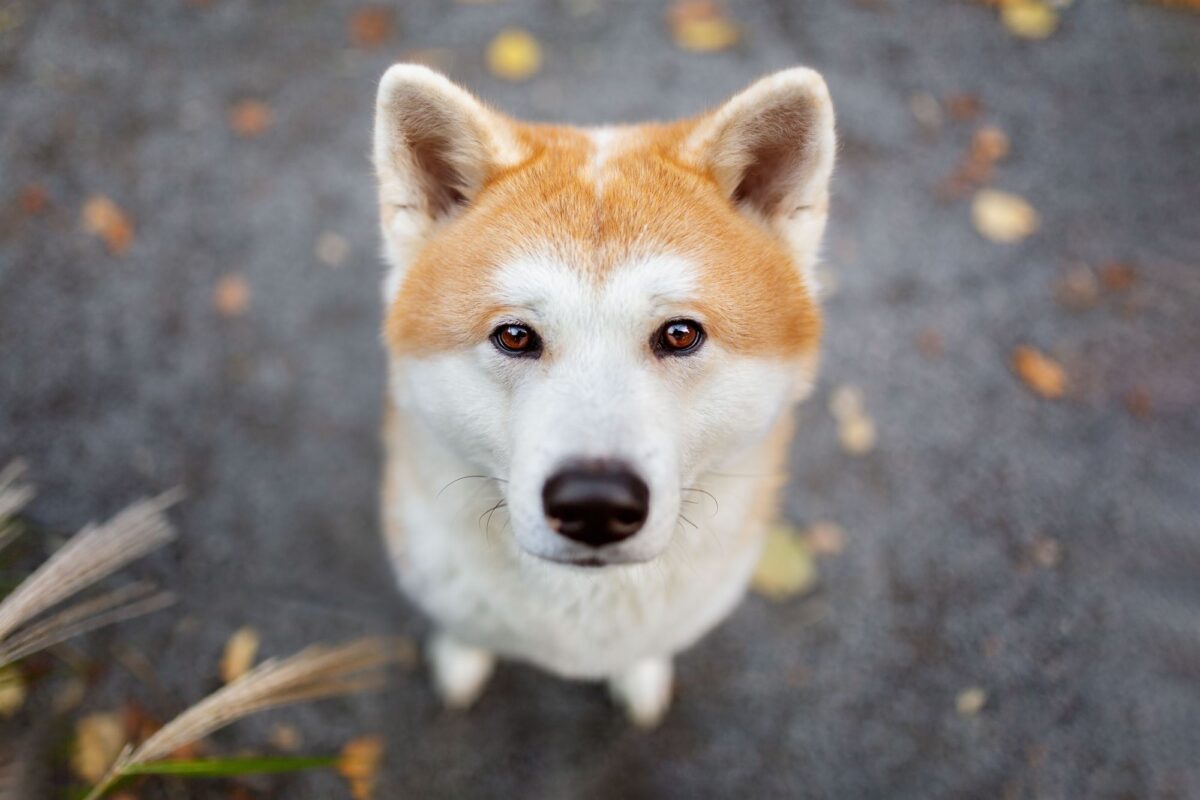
120,754,340,777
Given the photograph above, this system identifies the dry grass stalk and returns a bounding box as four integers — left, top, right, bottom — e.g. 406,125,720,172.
0,490,180,666
85,637,402,799
0,460,34,554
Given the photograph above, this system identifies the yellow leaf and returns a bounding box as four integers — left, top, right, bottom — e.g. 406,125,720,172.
486,28,542,81
219,626,261,684
72,712,126,783
752,523,817,601
339,736,384,800
971,189,1039,243
956,686,988,715
82,195,135,255
1001,0,1059,39
0,665,26,718
1011,345,1067,399
668,1,740,52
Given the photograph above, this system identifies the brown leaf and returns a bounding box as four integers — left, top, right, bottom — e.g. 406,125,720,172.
19,183,50,215
339,736,384,800
82,195,135,255
917,328,944,359
944,93,983,122
1099,262,1136,293
1030,536,1061,568
349,7,395,49
213,274,251,317
667,1,740,52
486,28,542,81
72,712,126,783
270,722,303,752
1125,387,1152,419
972,189,1039,243
805,521,846,556
220,626,261,684
1011,345,1067,399
229,100,273,138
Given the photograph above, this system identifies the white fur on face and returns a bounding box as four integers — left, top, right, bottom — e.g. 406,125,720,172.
391,251,798,566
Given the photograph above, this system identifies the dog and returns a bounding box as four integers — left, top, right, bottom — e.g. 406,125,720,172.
374,64,835,726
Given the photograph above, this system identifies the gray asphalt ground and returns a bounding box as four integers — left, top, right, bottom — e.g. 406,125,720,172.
2,1,1199,798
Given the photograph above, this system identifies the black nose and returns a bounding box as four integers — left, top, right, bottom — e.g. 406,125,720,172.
542,462,650,548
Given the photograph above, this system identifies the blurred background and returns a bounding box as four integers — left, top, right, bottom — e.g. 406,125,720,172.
2,0,1199,797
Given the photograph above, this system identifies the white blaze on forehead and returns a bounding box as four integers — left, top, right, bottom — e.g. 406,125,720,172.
584,126,622,191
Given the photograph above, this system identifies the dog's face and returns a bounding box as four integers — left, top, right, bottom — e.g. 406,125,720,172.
375,67,835,567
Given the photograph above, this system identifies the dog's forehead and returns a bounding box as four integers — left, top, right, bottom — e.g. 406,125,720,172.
386,122,820,357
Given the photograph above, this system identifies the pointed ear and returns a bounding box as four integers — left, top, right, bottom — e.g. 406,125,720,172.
682,67,836,249
373,65,522,290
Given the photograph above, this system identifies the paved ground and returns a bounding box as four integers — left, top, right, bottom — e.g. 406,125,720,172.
2,1,1199,798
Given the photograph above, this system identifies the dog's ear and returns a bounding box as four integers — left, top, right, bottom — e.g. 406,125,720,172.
374,65,522,288
682,68,836,273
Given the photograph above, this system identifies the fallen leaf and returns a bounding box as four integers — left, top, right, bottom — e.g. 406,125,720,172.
220,626,261,683
72,712,127,783
229,99,273,138
19,183,50,215
944,93,983,122
805,521,846,556
0,665,26,718
1000,0,1059,39
972,189,1039,243
956,686,987,715
349,7,394,48
213,273,251,317
1125,387,1152,419
667,1,740,52
909,92,943,132
1030,536,1061,568
1054,264,1099,309
972,125,1010,164
486,28,542,81
1011,345,1066,399
752,522,817,601
271,723,303,752
1099,261,1136,293
829,385,877,455
917,329,944,359
316,231,351,267
339,736,384,800
82,195,135,255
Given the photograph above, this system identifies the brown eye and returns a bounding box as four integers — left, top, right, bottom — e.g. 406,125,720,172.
655,319,705,356
492,323,542,357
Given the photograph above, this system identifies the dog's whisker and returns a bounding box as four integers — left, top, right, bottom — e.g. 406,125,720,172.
681,486,720,516
438,474,508,499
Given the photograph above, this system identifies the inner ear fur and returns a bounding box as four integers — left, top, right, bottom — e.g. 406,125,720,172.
374,64,521,219
683,68,836,221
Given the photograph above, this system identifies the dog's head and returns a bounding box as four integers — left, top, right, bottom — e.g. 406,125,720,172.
374,66,834,567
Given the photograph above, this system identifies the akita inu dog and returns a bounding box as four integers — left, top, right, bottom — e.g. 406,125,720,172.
375,65,835,725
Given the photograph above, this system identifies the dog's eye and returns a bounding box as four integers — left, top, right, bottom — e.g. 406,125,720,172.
492,323,542,357
654,319,705,356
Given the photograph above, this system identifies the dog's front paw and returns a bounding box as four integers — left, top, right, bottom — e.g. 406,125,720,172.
427,631,495,709
608,657,673,728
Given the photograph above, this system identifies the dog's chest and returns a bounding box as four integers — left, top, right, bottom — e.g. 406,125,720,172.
385,481,764,678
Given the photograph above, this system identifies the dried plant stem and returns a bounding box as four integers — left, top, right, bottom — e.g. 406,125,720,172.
0,460,34,555
85,637,403,800
0,490,179,645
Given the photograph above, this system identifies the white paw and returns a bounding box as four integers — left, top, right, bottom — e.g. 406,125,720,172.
608,657,674,728
427,631,495,709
